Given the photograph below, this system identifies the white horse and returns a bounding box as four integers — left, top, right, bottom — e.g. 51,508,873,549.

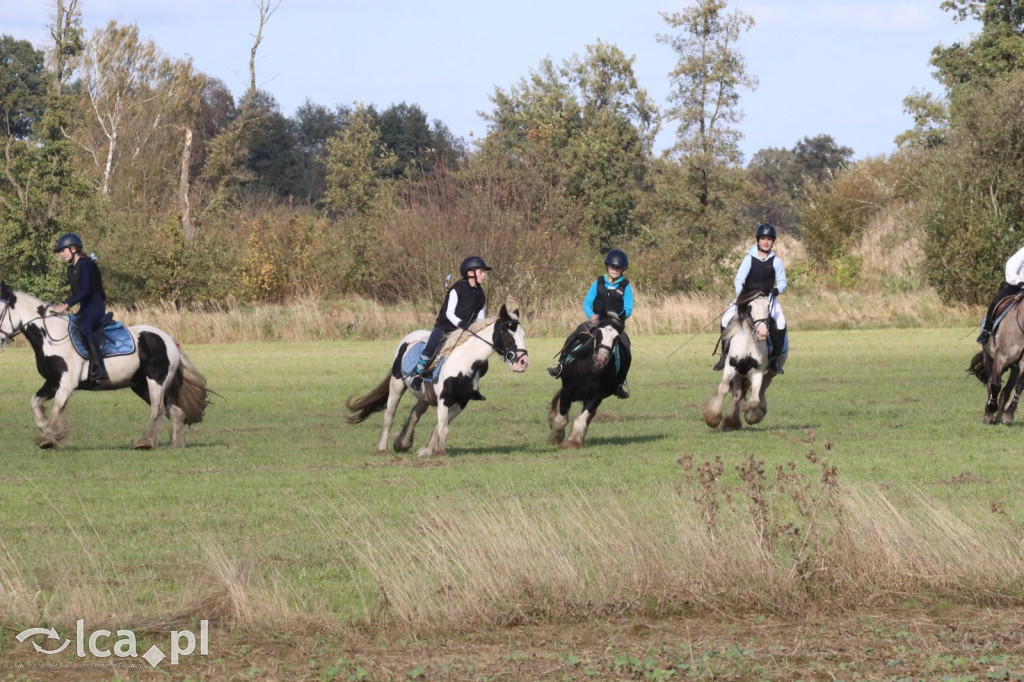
0,283,209,449
702,291,786,430
345,305,530,457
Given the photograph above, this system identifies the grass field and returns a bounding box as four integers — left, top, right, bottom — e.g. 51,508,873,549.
3,327,1024,680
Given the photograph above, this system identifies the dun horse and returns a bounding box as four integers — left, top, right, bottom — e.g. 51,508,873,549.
702,290,786,430
546,314,629,448
969,293,1024,424
345,305,529,457
0,284,209,449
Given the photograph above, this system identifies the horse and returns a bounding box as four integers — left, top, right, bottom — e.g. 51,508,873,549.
702,290,786,430
0,283,209,449
546,314,629,448
968,293,1024,424
345,304,530,457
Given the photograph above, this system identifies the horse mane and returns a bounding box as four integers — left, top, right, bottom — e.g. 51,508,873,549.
438,315,500,356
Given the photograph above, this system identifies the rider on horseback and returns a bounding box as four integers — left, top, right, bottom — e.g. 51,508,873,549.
410,256,490,391
977,243,1024,345
713,223,788,374
547,249,634,399
52,233,109,381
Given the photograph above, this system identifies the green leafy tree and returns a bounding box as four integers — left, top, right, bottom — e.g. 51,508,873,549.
481,40,657,250
0,36,47,139
658,0,757,209
371,102,464,179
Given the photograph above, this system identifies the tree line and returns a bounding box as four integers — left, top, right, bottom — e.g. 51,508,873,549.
1,0,1015,312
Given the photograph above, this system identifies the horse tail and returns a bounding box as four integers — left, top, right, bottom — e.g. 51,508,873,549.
345,375,391,424
171,350,210,425
967,351,990,384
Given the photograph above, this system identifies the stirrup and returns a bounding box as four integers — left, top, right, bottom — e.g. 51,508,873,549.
409,375,423,391
977,329,991,345
546,362,563,378
712,355,726,371
615,383,630,399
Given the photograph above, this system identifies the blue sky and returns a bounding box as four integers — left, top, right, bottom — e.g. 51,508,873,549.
5,1,979,161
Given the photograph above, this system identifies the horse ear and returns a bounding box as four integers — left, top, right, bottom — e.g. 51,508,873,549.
512,308,520,319
0,281,9,301
499,303,509,319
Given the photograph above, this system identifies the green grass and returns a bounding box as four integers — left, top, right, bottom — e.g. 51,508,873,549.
0,327,1020,631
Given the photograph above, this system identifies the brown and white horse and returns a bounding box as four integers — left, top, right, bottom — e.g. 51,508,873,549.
345,305,529,457
702,291,785,430
0,284,209,449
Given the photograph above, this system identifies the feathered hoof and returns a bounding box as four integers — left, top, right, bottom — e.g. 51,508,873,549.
983,414,997,425
373,448,389,456
132,438,154,450
35,434,58,449
547,430,565,446
559,440,582,450
1000,413,1015,426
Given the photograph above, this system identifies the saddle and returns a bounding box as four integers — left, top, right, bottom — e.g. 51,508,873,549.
992,293,1024,332
68,313,136,359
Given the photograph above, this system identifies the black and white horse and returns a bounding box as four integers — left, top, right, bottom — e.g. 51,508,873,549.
0,284,209,449
702,291,785,430
547,314,629,448
345,305,529,457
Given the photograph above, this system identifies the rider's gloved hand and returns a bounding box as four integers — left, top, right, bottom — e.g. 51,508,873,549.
771,288,780,297
458,319,472,330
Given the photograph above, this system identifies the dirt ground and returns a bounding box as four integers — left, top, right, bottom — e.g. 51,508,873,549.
6,608,1024,680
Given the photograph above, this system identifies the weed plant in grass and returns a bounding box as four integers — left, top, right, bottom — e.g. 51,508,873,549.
0,328,1022,642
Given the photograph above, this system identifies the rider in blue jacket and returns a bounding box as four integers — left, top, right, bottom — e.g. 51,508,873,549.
548,249,633,399
52,233,109,381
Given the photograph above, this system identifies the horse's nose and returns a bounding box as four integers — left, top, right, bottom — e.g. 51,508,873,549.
514,355,530,372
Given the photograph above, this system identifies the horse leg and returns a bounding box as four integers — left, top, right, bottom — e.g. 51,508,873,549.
563,398,599,449
985,360,1006,424
375,377,407,454
722,377,743,431
744,372,767,425
31,380,59,430
35,378,74,449
702,372,733,428
547,390,568,446
133,379,166,449
394,396,429,453
417,403,463,458
995,364,1019,421
168,403,187,448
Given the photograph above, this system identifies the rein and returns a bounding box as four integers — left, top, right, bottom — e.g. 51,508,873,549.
455,321,529,364
0,304,73,345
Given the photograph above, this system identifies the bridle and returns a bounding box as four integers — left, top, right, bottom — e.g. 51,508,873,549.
459,318,529,364
594,324,620,356
0,302,72,345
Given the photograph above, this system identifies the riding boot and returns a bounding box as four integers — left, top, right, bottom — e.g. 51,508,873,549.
769,328,786,375
86,331,109,381
712,328,729,371
977,317,992,344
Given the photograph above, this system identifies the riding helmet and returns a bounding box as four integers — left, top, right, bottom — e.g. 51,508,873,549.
53,233,84,253
460,256,492,278
604,249,629,271
755,223,777,240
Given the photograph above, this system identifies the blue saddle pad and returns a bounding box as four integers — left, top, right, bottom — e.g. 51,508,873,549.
401,341,444,384
69,315,136,359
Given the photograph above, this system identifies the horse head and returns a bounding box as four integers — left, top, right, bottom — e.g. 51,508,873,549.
493,304,530,372
592,314,622,371
0,281,21,346
738,288,771,342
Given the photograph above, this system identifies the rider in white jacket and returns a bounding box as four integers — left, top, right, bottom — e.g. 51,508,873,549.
977,244,1024,344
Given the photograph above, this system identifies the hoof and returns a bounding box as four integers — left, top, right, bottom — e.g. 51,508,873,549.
133,439,154,450
983,415,997,425
559,440,582,450
547,431,565,446
373,448,388,456
35,436,58,449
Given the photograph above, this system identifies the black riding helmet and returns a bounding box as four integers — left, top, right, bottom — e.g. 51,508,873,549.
460,256,491,278
604,249,629,271
755,223,777,240
54,232,84,253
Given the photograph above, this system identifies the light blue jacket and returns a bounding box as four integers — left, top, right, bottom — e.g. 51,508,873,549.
584,275,634,319
733,245,787,296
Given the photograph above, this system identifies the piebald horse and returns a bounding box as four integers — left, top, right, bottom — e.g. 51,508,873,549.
345,305,529,457
0,284,209,449
547,314,629,448
702,291,785,430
